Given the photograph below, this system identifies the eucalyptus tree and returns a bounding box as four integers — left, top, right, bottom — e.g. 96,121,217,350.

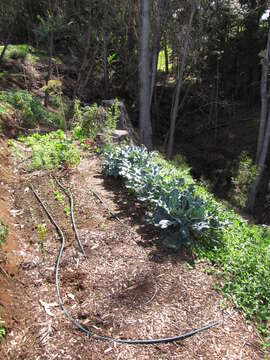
139,0,153,149
247,18,270,212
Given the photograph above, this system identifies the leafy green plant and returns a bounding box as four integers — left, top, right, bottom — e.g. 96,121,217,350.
0,220,7,244
54,190,64,204
72,100,119,146
104,145,221,248
64,205,70,217
19,130,80,170
231,151,258,208
0,44,37,62
0,324,5,341
37,223,46,240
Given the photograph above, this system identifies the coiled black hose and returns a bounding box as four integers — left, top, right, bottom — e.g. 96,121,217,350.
30,182,220,345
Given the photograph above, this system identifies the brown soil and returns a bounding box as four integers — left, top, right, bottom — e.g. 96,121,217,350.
0,141,268,359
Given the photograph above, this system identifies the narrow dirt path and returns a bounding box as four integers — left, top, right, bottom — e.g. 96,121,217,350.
0,144,266,359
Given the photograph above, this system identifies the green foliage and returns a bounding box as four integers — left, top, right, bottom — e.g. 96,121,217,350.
103,99,120,145
72,99,119,146
231,151,258,208
0,220,7,244
54,190,64,203
64,205,70,217
0,324,5,341
104,145,221,248
72,101,104,141
0,44,34,61
0,90,64,128
37,223,46,240
157,47,172,72
104,145,270,342
19,130,80,170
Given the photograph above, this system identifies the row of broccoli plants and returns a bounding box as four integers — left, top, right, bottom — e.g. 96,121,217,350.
103,145,270,345
103,145,225,248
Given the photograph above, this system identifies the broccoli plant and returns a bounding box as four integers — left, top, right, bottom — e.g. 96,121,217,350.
104,145,221,249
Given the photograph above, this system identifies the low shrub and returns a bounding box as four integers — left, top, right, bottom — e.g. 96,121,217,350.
72,99,119,146
230,151,258,208
0,90,64,128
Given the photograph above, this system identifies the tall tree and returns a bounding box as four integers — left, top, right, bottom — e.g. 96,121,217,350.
247,19,270,212
139,0,153,149
166,1,196,159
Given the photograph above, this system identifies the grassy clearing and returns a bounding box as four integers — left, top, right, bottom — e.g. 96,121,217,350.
104,145,270,346
0,44,60,64
0,44,37,63
18,130,80,170
0,90,65,128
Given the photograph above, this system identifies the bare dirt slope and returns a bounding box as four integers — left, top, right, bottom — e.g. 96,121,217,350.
0,143,266,359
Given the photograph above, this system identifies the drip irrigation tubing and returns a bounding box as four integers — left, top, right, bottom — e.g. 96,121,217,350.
30,181,221,345
53,176,87,259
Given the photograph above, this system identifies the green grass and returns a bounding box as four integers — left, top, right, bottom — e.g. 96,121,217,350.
18,130,80,170
0,44,60,64
104,145,270,346
0,44,37,62
0,90,65,128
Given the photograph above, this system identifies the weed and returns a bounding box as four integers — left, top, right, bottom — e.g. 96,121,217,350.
64,205,70,217
0,220,7,244
231,151,258,208
37,223,46,240
54,190,64,204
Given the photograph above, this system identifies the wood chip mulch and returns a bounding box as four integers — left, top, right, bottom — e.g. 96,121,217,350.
0,150,267,359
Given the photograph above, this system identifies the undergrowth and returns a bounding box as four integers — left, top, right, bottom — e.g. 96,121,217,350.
72,99,119,148
0,90,64,128
104,145,270,346
18,130,80,170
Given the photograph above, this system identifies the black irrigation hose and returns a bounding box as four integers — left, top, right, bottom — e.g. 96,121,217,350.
53,176,87,260
30,182,221,345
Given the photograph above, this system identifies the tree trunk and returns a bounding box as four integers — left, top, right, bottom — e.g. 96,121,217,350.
139,0,152,150
44,3,54,108
166,1,196,159
256,21,270,162
0,43,9,64
247,111,270,211
246,22,270,212
164,34,169,74
103,5,109,99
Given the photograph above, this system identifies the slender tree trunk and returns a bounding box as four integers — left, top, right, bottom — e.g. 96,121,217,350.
103,5,109,98
164,34,169,74
139,0,152,149
247,111,270,211
256,21,270,162
166,1,196,159
0,43,9,64
246,22,270,212
150,0,163,107
44,3,54,108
